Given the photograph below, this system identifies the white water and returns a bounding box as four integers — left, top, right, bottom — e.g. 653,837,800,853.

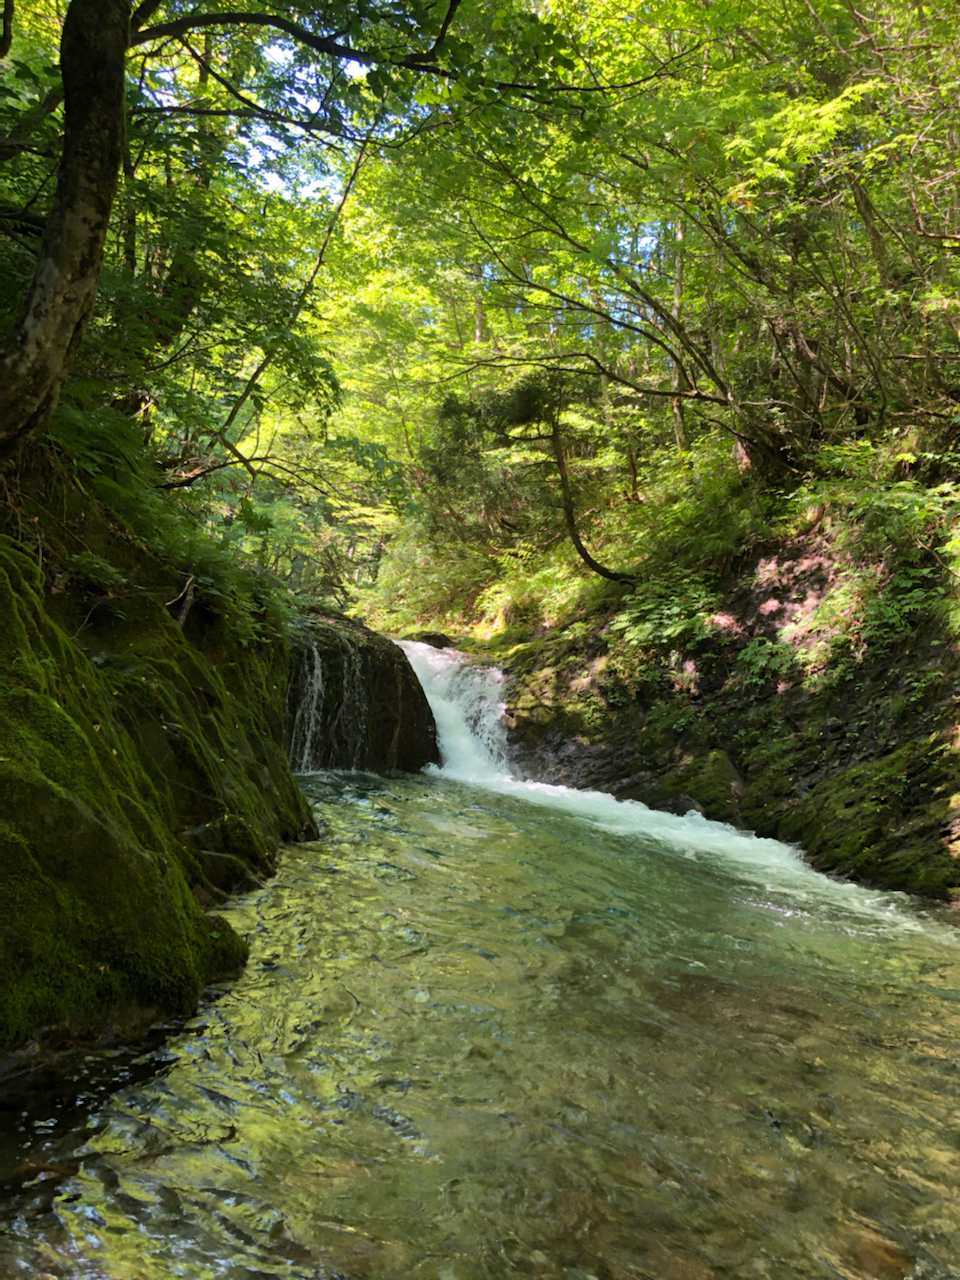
286,634,325,773
399,640,511,780
400,639,956,941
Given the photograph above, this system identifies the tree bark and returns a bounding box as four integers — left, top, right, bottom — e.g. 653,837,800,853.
0,0,13,60
670,217,690,452
0,0,129,458
549,418,633,585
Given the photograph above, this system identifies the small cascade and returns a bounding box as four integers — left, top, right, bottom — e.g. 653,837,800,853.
326,632,367,769
399,640,510,781
285,631,327,772
286,622,369,771
287,619,438,773
399,638,902,906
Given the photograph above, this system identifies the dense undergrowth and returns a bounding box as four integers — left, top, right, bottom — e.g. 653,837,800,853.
365,428,960,664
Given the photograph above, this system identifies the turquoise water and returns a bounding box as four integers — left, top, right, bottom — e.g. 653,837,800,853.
2,765,960,1279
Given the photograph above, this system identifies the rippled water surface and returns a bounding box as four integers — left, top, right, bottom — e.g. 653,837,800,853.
5,760,960,1280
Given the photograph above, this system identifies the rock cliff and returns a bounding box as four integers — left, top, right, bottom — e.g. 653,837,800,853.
0,530,316,1063
0,509,437,1063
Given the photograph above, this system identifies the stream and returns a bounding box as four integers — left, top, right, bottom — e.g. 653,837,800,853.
3,642,960,1279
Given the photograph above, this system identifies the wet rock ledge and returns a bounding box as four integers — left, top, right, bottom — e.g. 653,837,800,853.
286,616,439,772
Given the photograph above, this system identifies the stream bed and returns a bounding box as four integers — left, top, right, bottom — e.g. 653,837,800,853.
3,645,960,1279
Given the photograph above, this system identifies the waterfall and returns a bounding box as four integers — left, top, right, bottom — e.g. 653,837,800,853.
398,640,510,781
326,632,367,769
293,636,933,931
286,623,368,771
396,639,924,915
285,632,327,773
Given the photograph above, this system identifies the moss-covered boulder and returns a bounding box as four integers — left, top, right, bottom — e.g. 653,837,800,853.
0,533,316,1060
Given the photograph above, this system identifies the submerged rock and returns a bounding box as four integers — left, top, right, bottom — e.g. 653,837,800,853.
410,631,455,649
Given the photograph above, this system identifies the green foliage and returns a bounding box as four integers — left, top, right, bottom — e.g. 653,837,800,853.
43,404,292,648
610,569,720,652
8,0,960,654
735,638,797,687
359,520,498,630
324,435,411,512
608,435,781,575
643,697,705,740
475,545,622,631
63,553,127,595
789,442,960,563
808,565,946,663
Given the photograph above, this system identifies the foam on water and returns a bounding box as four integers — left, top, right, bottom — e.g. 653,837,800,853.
400,639,954,940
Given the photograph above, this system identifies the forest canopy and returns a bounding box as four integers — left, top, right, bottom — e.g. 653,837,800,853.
2,0,960,637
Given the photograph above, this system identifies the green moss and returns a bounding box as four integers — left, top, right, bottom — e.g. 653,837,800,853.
0,522,313,1053
650,750,745,826
773,743,957,897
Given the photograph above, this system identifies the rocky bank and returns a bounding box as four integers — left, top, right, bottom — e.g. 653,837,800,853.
503,534,960,900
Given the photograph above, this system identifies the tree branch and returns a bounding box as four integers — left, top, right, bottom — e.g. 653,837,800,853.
130,0,164,28
215,131,375,463
132,9,444,74
549,416,633,585
431,0,461,53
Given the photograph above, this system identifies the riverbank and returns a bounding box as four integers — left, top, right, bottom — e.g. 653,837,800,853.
472,531,960,899
0,472,313,1063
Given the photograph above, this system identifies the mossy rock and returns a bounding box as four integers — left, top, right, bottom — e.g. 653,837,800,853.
644,749,746,826
286,617,439,771
772,742,958,897
0,526,314,1055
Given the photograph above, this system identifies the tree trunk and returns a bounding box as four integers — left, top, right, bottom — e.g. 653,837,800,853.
550,418,633,585
0,0,129,458
670,217,690,452
472,263,486,344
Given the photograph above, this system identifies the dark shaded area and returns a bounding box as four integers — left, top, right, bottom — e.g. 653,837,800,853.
286,616,439,772
0,467,317,1061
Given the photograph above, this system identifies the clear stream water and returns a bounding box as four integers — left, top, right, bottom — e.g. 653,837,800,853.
4,643,960,1280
